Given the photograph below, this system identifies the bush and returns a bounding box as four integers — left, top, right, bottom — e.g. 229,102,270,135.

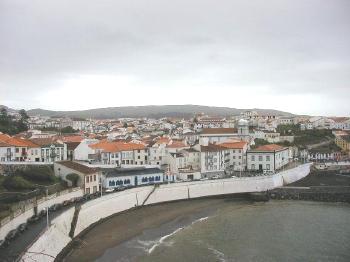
15,166,56,183
3,176,35,191
66,173,80,187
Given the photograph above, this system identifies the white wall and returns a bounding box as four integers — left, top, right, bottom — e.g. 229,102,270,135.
21,207,75,262
74,139,98,161
20,163,311,261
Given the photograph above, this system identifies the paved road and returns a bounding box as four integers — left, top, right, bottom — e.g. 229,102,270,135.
0,205,73,262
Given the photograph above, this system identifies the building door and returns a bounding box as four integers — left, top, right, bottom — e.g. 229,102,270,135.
259,164,263,171
134,176,138,186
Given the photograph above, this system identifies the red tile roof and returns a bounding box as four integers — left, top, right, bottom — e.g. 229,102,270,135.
0,134,39,147
252,144,287,152
219,141,247,149
166,139,187,148
201,128,237,135
29,137,59,146
57,161,97,175
61,135,84,143
200,143,226,152
89,141,145,153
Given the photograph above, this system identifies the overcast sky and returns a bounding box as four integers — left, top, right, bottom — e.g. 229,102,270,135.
0,0,349,116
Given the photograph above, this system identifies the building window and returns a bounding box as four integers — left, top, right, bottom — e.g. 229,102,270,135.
251,155,255,161
258,155,263,161
94,175,96,181
86,176,89,183
251,164,255,169
266,164,270,170
266,156,270,161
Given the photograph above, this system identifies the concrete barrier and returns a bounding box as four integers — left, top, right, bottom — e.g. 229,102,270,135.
20,163,311,261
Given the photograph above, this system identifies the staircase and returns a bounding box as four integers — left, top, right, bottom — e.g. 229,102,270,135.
142,185,157,206
69,204,81,238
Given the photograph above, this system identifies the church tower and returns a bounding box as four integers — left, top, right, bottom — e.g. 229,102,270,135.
238,119,249,137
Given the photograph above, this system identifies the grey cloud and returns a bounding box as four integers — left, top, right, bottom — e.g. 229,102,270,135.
0,0,349,115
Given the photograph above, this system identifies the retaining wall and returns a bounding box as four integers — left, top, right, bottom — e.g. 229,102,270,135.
20,207,75,262
20,163,311,261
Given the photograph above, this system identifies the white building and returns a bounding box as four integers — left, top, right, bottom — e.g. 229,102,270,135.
329,118,350,130
101,167,164,188
247,144,290,172
199,128,237,145
54,161,100,194
177,169,201,181
218,141,248,171
194,117,226,130
0,142,15,162
72,119,91,131
278,117,294,125
200,144,228,176
74,139,99,161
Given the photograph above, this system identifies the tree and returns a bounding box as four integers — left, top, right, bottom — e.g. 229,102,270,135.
0,108,10,133
60,126,77,134
16,109,29,133
0,108,29,134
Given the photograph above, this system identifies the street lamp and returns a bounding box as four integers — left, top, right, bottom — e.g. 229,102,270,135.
44,188,50,229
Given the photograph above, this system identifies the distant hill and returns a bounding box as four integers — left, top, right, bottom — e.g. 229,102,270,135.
0,105,19,115
26,105,294,119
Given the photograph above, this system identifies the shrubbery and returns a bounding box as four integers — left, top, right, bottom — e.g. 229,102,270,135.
66,173,79,187
3,176,35,190
15,166,56,183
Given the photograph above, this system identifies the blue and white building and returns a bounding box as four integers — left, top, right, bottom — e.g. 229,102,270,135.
101,167,164,189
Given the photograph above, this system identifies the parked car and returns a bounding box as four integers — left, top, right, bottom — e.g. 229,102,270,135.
231,175,237,178
210,175,220,180
18,223,28,232
49,203,62,212
114,186,126,192
105,188,114,193
0,239,8,249
38,209,47,217
200,177,209,181
74,196,84,203
63,200,73,206
5,229,19,241
27,215,40,224
263,170,275,175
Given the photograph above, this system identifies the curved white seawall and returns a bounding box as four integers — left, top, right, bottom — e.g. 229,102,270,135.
21,163,311,262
